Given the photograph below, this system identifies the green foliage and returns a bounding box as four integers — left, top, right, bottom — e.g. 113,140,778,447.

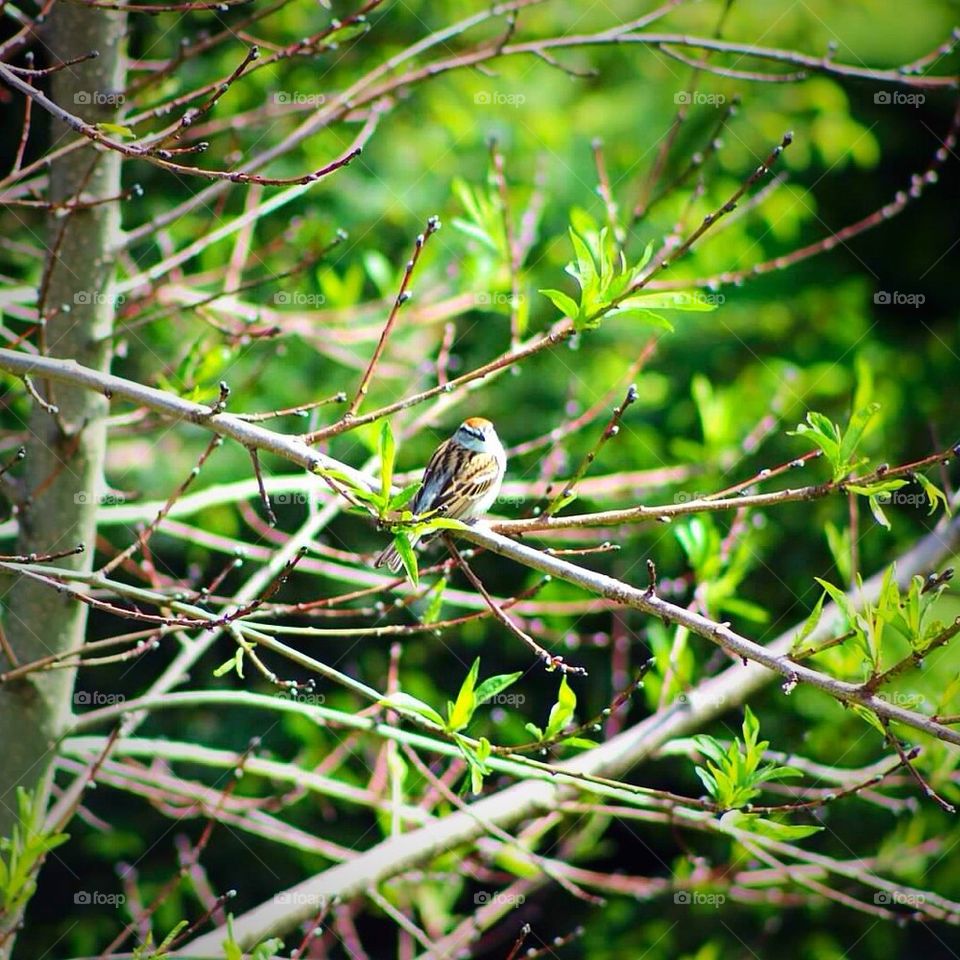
797,566,954,677
382,659,523,735
540,212,716,333
719,809,823,842
130,921,188,959
692,707,803,811
524,675,581,744
790,405,880,482
221,916,283,960
0,787,69,933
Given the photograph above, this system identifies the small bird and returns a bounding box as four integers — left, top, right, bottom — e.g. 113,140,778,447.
374,417,507,573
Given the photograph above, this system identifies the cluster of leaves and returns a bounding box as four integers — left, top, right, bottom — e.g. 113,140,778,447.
384,658,520,792
0,787,69,938
540,212,715,333
794,565,955,683
790,373,949,531
383,663,595,793
691,708,821,841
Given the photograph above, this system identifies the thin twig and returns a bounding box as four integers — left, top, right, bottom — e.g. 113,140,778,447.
347,215,441,417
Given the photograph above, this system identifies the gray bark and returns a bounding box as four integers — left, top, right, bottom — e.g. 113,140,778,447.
0,6,125,843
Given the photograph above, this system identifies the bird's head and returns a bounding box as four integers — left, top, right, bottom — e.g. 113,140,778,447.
455,417,499,451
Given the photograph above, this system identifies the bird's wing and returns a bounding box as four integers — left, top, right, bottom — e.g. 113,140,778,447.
413,442,501,520
410,438,456,515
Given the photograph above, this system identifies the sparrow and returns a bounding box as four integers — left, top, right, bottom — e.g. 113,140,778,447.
374,417,507,573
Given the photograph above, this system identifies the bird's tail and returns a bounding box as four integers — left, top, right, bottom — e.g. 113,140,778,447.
373,537,419,575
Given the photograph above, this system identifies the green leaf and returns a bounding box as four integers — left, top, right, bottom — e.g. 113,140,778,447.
524,722,544,740
550,491,578,514
453,218,498,250
718,596,769,624
617,291,717,312
569,228,597,284
741,706,760,752
315,466,365,492
389,482,421,511
824,522,851,585
792,591,826,654
475,671,523,706
421,577,447,625
544,675,577,739
789,412,841,473
381,692,444,727
251,940,286,960
392,533,419,586
838,401,880,470
814,577,857,627
695,766,718,798
845,479,907,496
759,764,804,783
453,733,493,794
561,737,599,751
691,734,727,766
362,249,395,295
850,703,886,736
720,810,823,841
915,472,951,516
868,494,891,530
411,516,468,536
447,658,480,732
539,288,579,319
378,419,396,506
610,308,674,331
213,648,244,679
95,122,136,139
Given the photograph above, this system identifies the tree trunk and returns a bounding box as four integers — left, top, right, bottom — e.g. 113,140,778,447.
0,8,125,841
